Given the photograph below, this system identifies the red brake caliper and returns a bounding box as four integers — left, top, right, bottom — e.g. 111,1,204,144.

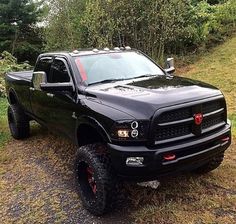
86,167,97,194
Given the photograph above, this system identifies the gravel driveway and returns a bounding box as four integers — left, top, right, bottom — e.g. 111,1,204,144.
0,124,132,224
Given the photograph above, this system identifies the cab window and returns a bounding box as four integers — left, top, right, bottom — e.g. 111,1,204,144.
33,57,53,89
48,59,71,83
34,57,53,79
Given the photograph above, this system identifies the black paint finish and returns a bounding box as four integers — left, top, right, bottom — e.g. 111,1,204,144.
5,50,231,181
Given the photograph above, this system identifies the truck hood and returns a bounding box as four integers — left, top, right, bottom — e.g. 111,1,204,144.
85,75,222,119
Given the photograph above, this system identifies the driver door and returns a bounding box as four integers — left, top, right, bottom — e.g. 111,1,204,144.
30,56,54,125
31,57,77,138
41,57,77,138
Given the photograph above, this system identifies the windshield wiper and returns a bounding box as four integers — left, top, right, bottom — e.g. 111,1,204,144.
88,74,160,86
131,74,158,79
88,78,125,86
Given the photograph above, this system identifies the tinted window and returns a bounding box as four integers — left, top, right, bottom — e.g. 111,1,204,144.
35,57,53,80
49,59,70,83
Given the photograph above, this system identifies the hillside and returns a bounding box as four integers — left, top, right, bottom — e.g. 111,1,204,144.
182,35,236,132
130,35,236,224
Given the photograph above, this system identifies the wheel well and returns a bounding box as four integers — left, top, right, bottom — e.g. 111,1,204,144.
77,124,105,147
8,91,18,105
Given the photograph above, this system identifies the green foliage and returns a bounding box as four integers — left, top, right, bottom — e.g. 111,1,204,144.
44,0,86,51
191,0,236,49
0,51,31,97
44,0,236,62
81,0,196,62
0,51,31,73
0,0,44,63
0,79,5,98
0,97,10,147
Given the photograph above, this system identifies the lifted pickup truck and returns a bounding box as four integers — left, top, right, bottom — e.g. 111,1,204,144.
5,47,231,215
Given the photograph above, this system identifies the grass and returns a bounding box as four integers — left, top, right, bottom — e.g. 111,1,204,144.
0,98,10,147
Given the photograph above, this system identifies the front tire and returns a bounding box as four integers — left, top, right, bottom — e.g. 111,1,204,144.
8,105,30,139
75,143,118,216
193,153,224,174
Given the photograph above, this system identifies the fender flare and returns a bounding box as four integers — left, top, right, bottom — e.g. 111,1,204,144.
8,88,19,105
75,115,112,146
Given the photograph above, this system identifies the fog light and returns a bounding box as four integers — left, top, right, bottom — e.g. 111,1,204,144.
117,130,129,138
126,157,144,167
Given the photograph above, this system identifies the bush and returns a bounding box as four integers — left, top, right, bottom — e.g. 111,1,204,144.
190,0,236,49
0,51,31,97
0,78,5,98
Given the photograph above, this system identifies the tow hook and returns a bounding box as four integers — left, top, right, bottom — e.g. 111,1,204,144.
137,180,160,189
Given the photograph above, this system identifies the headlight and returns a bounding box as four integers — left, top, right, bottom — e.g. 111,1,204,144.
110,120,149,140
117,129,130,138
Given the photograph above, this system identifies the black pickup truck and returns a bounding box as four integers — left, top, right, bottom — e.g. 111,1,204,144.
5,48,231,215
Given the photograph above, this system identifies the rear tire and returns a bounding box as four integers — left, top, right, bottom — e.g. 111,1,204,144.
75,143,118,216
8,104,30,139
193,153,224,174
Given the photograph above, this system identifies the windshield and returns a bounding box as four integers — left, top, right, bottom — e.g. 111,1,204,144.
75,51,165,85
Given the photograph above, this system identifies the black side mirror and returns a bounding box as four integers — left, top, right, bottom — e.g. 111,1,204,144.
164,58,175,74
40,82,74,92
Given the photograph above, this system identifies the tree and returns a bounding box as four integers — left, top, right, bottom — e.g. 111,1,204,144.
0,0,43,63
80,0,194,62
44,0,87,51
44,0,236,62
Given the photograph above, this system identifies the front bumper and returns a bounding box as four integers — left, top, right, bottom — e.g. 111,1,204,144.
108,123,231,181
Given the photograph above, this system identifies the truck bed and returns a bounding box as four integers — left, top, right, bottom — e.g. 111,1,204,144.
5,70,34,114
7,71,33,82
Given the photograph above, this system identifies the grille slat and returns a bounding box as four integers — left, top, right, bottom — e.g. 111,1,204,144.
156,125,191,140
202,101,222,114
158,108,191,123
155,99,225,142
202,114,225,129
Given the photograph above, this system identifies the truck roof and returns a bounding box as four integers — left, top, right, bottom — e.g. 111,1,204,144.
39,47,133,58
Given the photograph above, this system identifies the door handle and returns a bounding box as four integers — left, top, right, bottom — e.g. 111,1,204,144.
29,87,35,91
47,93,54,98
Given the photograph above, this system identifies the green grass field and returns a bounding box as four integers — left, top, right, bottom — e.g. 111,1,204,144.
0,98,10,147
0,36,235,223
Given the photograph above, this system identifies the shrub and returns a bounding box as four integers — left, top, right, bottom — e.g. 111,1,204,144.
0,51,31,97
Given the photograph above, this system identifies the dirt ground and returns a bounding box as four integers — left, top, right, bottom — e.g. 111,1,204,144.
0,124,235,224
0,125,131,224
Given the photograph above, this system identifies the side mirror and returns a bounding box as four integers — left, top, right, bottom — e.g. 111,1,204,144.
33,71,48,82
164,58,175,74
40,82,74,92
